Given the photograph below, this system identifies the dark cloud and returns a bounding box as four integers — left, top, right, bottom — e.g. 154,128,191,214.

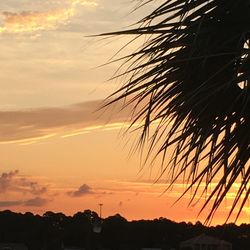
18,178,47,195
0,197,50,207
68,184,93,197
0,170,48,196
102,191,113,195
0,170,19,193
23,197,50,207
0,200,23,207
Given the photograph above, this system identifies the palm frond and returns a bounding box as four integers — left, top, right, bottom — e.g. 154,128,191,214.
103,0,250,223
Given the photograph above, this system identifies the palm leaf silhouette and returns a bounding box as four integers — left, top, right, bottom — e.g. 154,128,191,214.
102,0,250,223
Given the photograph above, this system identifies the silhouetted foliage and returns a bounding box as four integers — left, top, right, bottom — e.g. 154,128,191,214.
0,210,250,250
101,0,250,223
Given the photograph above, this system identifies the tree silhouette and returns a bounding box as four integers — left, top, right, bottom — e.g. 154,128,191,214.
102,0,250,222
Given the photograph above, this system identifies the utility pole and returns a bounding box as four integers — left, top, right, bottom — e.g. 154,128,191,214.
98,203,103,218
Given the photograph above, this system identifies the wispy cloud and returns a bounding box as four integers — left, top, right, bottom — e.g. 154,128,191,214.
23,197,50,207
0,197,50,207
71,0,98,7
0,200,23,207
0,99,142,145
0,9,74,33
0,0,98,33
17,177,48,196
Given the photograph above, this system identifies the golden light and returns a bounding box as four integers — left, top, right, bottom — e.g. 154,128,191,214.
0,0,98,33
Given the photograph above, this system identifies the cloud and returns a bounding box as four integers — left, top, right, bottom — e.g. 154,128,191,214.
71,0,98,7
0,98,143,144
23,197,50,207
0,197,50,207
0,0,98,33
0,170,19,193
17,178,48,195
0,170,48,196
68,184,93,197
0,200,23,207
0,170,54,209
0,9,73,33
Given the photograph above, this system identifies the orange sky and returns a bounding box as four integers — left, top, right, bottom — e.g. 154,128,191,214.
0,0,249,226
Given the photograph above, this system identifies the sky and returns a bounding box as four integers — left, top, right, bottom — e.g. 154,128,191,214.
0,0,249,226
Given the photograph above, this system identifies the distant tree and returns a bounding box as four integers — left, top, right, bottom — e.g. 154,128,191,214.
101,214,128,250
0,211,250,250
43,211,65,250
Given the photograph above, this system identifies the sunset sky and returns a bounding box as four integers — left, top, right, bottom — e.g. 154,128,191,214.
0,0,249,225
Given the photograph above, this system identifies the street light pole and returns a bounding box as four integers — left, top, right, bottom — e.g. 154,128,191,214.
98,203,103,218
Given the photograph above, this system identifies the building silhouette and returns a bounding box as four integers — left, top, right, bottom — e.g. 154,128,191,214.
180,234,232,250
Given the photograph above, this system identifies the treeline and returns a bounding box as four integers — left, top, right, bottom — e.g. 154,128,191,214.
0,210,250,250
